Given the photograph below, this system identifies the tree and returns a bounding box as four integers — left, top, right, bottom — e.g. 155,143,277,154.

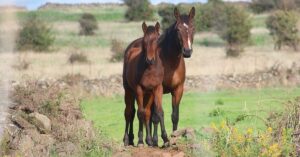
216,5,252,57
266,11,299,51
79,13,98,36
16,13,54,52
123,0,154,21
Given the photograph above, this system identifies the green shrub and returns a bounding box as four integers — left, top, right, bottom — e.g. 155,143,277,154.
123,0,154,21
195,0,225,32
215,5,252,57
250,0,276,13
110,39,125,62
209,107,225,117
266,10,299,51
158,5,176,31
250,0,299,13
79,13,98,36
16,13,54,52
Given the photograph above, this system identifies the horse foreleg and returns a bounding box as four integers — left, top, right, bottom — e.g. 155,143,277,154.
136,86,144,147
144,94,154,146
155,85,169,146
151,104,159,147
123,89,135,146
171,85,183,132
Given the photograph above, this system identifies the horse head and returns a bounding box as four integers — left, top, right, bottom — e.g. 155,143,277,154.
142,21,160,65
174,7,195,58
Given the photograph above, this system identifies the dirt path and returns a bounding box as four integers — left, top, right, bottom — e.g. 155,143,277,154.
113,146,185,157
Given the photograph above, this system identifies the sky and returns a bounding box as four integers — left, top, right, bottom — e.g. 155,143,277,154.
0,0,247,10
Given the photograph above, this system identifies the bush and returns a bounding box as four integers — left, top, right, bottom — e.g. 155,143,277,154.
266,10,299,51
123,0,154,21
110,39,125,62
68,52,89,64
158,5,176,31
215,5,252,57
79,13,98,36
250,0,276,13
195,0,226,32
250,0,299,13
211,121,296,157
16,13,54,52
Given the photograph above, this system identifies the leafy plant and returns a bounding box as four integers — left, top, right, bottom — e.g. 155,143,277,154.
266,10,299,51
215,5,252,57
16,13,54,52
123,0,154,21
79,13,98,36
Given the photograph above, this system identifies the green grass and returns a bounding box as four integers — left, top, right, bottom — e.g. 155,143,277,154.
252,14,268,28
17,8,125,23
250,33,273,46
80,87,300,144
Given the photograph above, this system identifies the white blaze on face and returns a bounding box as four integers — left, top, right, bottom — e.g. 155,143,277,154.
183,23,192,49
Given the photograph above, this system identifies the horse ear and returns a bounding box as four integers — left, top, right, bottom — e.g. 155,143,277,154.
155,22,160,33
142,21,147,34
174,7,180,21
189,7,195,19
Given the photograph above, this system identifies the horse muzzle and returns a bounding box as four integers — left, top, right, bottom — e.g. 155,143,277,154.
183,48,193,58
146,58,155,65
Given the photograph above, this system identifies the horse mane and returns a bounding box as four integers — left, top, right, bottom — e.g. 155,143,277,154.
158,14,190,53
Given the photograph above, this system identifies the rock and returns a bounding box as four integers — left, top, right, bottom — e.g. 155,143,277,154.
11,114,35,129
29,112,51,133
55,141,78,156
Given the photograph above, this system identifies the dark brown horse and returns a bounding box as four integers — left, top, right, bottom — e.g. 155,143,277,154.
150,7,196,146
122,22,168,147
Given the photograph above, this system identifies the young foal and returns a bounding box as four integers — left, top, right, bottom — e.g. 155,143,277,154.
123,22,167,146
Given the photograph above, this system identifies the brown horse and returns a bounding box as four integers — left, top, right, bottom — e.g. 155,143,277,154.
122,22,168,147
150,7,196,146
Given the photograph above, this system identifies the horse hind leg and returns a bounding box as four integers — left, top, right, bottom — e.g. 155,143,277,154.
123,89,135,146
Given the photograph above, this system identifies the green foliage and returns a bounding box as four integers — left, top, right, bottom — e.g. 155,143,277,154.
195,0,225,32
79,13,98,36
215,5,252,57
110,39,125,62
123,0,154,21
266,10,299,51
16,13,54,52
209,107,225,117
250,0,299,13
250,0,276,13
158,5,176,31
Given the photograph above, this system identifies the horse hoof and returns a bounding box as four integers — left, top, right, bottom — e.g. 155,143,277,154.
123,135,129,146
146,140,153,147
162,142,170,148
137,143,144,148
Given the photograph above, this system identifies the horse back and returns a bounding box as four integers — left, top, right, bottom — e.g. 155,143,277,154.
122,38,143,90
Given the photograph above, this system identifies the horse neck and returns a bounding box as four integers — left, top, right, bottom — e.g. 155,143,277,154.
160,25,183,67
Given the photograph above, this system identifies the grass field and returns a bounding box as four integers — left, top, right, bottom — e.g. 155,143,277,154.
80,87,300,144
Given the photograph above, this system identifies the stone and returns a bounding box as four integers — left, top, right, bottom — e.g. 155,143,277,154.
29,112,51,133
55,141,78,157
11,114,35,129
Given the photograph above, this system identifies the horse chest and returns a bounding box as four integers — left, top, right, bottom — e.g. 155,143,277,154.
140,69,163,90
